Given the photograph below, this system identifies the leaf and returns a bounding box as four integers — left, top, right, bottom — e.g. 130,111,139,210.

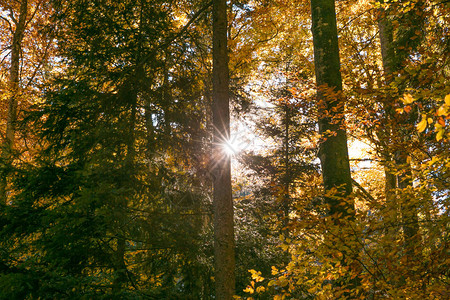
250,270,264,282
437,105,447,116
436,129,444,141
445,94,450,106
402,93,414,104
416,115,427,132
271,266,279,275
244,286,254,294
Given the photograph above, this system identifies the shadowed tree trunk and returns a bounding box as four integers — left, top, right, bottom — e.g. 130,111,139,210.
212,0,235,298
310,0,359,293
310,0,353,218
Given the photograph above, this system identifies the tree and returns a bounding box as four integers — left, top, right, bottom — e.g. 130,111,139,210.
212,0,236,298
1,0,214,297
376,0,424,257
0,0,28,202
0,0,55,203
309,0,359,293
1,0,449,298
310,0,353,218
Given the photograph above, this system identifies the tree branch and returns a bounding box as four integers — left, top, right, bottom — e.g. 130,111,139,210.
139,0,213,67
352,178,376,202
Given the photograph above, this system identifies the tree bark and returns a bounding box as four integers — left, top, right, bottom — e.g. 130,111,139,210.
377,5,421,256
212,0,235,298
281,103,290,237
1,0,28,203
310,0,353,217
310,0,359,293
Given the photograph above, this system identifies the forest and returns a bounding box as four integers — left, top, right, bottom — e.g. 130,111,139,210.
0,0,449,299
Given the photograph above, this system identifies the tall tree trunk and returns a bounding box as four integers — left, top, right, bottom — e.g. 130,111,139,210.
396,154,421,256
377,8,402,247
377,5,421,256
212,0,235,298
1,0,28,203
310,0,358,293
310,0,353,217
281,103,290,237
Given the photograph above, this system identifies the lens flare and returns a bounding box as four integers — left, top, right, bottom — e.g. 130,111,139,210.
222,138,242,156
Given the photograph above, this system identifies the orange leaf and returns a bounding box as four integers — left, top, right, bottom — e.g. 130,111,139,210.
404,105,412,113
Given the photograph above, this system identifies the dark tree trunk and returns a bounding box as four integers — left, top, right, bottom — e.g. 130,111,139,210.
310,0,353,217
310,0,359,294
212,0,235,298
282,103,290,237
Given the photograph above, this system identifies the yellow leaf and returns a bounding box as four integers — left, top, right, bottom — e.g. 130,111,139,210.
417,116,427,132
436,129,444,141
427,117,434,124
243,286,254,294
437,105,447,116
396,108,404,114
402,93,414,104
445,94,450,106
271,266,279,275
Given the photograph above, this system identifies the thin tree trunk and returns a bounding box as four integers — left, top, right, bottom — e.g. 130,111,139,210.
282,103,290,237
113,68,139,293
212,0,235,298
113,236,127,293
1,0,28,203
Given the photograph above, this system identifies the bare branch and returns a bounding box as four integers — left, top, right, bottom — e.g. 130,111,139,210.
0,15,14,33
352,178,376,202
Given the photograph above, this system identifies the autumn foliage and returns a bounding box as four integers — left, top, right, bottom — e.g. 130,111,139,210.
0,0,449,299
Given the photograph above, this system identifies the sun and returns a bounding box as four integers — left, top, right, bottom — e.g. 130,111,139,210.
222,137,244,156
219,120,263,157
